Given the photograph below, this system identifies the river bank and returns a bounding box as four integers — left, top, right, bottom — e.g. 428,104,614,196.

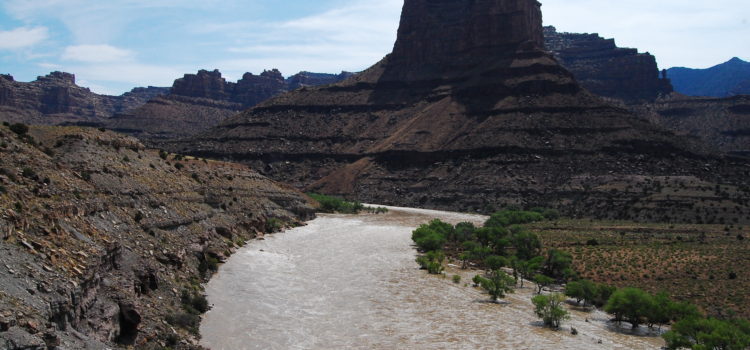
200,206,665,349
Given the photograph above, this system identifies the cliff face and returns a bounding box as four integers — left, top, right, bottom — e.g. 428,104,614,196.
543,26,673,102
0,72,168,126
0,124,313,349
667,57,750,97
172,0,750,224
634,94,750,156
103,69,352,142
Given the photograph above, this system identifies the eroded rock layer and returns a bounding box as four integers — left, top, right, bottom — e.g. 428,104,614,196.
106,69,353,142
0,124,313,349
543,26,673,102
172,0,750,223
0,72,167,125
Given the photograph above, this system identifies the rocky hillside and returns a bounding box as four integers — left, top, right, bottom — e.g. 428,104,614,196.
667,57,750,97
633,94,750,156
0,72,167,126
171,0,750,224
543,26,673,102
0,123,313,349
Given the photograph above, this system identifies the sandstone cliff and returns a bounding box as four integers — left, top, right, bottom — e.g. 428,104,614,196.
0,72,168,126
633,94,750,156
543,26,673,102
172,0,750,224
104,69,352,142
0,123,313,349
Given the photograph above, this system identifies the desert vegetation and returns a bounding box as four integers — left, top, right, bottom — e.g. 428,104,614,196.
307,193,364,214
411,208,750,347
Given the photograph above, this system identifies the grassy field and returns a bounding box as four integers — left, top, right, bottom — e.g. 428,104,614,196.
527,219,749,318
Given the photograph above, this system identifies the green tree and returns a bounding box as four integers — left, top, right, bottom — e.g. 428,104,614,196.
604,287,655,329
565,279,598,306
534,274,554,294
532,293,570,329
412,226,447,252
517,256,544,288
454,222,476,242
484,210,545,228
416,250,445,274
543,249,573,280
663,317,750,350
476,270,515,302
511,230,541,261
9,123,28,135
484,255,508,271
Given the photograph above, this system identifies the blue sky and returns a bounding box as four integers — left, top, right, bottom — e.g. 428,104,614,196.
0,0,747,95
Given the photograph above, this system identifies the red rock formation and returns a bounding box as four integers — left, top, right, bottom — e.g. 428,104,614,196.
172,0,750,223
543,26,673,102
0,72,167,125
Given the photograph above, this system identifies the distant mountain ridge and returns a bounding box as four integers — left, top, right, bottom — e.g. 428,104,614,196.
667,57,750,97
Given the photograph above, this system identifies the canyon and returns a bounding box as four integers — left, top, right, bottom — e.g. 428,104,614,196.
170,0,750,225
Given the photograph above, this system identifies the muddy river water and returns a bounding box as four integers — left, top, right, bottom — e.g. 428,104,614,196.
200,206,665,349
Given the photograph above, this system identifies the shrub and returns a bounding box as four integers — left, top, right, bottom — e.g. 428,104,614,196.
265,218,283,233
159,150,168,160
9,123,28,136
166,313,200,334
21,167,36,179
484,210,544,228
532,293,570,329
134,211,144,223
307,193,364,214
412,225,448,252
452,275,461,284
663,317,750,350
604,287,655,329
0,185,5,194
416,250,445,274
484,255,508,270
476,270,515,302
174,162,184,170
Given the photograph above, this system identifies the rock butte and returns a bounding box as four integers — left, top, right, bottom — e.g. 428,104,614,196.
174,0,750,224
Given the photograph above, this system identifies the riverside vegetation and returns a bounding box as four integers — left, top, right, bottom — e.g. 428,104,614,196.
411,208,750,349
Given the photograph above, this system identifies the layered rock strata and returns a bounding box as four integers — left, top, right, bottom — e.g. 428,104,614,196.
0,124,313,349
0,72,167,126
543,26,673,102
173,0,750,224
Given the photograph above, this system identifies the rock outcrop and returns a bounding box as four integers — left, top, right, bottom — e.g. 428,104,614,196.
633,94,750,156
0,72,168,126
172,0,750,224
0,124,314,349
667,57,750,97
287,71,354,90
103,69,352,142
543,26,673,102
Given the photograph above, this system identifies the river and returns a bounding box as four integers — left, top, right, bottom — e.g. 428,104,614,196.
200,206,665,349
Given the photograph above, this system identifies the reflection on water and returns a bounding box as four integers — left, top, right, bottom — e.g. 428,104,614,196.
200,206,664,349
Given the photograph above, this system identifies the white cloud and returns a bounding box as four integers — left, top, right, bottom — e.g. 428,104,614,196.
0,27,48,50
62,44,134,63
214,0,401,75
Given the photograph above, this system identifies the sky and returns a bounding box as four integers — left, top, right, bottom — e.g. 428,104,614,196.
0,0,747,95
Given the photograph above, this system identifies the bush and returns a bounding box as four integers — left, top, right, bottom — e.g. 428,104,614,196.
663,317,750,350
307,193,364,214
476,270,515,302
412,225,448,252
174,162,184,170
604,287,655,329
484,255,508,270
532,293,570,329
0,185,5,194
166,313,200,334
416,250,445,274
159,150,168,160
21,167,36,179
9,123,28,136
484,210,544,228
452,275,461,284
